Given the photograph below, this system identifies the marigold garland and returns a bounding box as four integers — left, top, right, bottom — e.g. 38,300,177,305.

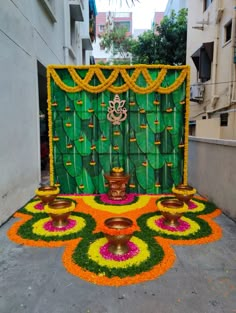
157,200,188,214
99,219,137,236
48,64,189,95
44,202,75,215
172,186,197,196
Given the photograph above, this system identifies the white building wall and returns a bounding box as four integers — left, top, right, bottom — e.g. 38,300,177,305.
0,0,91,225
186,0,236,139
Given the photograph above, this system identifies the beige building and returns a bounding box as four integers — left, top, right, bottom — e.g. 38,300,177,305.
186,0,236,139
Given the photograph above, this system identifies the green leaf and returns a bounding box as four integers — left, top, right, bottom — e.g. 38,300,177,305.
136,165,155,190
75,168,95,193
74,134,92,156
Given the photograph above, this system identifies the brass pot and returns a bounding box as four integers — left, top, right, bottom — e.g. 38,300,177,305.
47,199,73,228
104,217,133,255
158,198,185,227
110,171,124,177
36,186,59,204
173,184,195,204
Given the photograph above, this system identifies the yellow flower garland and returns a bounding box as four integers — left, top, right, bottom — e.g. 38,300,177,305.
183,66,190,184
172,186,197,196
47,64,189,95
44,202,75,215
157,200,188,214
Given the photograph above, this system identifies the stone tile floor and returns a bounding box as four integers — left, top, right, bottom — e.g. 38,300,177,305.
0,208,236,313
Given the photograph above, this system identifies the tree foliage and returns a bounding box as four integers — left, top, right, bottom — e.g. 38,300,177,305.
131,9,188,65
99,24,133,59
98,9,187,65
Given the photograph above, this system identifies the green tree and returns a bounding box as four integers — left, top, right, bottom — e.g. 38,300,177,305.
99,23,133,60
131,9,188,65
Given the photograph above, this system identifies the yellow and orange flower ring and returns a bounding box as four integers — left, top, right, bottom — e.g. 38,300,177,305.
8,194,222,286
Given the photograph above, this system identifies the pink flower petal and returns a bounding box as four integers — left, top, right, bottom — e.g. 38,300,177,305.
43,219,76,232
34,203,44,210
99,193,137,205
100,241,139,261
188,201,198,210
155,217,190,232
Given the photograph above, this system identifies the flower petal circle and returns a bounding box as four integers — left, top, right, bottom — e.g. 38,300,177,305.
147,215,200,236
32,216,86,237
88,236,150,268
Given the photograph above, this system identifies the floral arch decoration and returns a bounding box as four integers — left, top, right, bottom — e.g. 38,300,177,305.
47,64,190,194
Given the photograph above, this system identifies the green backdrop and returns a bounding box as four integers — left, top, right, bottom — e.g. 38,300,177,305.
47,65,190,194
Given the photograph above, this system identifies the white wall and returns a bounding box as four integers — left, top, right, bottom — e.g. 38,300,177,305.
188,136,236,220
0,0,86,225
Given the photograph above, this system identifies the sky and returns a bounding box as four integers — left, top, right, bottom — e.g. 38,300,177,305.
96,0,168,30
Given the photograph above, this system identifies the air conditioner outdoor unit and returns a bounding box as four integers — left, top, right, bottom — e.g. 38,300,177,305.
190,84,205,102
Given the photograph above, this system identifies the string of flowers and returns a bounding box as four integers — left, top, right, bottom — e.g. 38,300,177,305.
157,200,188,214
46,68,55,185
44,201,75,215
47,65,189,95
118,68,168,94
68,66,96,85
99,219,137,236
68,67,120,93
172,185,196,196
108,67,141,93
183,65,191,184
158,68,188,94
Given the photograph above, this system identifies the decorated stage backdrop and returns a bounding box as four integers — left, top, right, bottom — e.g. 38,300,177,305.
47,65,190,194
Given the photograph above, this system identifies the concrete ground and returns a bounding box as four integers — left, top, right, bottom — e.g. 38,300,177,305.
0,212,236,313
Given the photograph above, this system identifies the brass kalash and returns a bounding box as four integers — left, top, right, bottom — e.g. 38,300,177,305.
157,198,188,227
104,167,130,201
44,199,75,228
35,186,59,204
172,184,197,204
103,217,134,255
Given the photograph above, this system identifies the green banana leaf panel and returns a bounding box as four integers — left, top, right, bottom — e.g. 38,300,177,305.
48,66,187,194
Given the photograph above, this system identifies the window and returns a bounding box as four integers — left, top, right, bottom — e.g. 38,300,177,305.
114,21,131,32
204,0,213,11
70,17,76,50
225,20,232,43
191,42,214,82
99,25,105,32
220,113,228,126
